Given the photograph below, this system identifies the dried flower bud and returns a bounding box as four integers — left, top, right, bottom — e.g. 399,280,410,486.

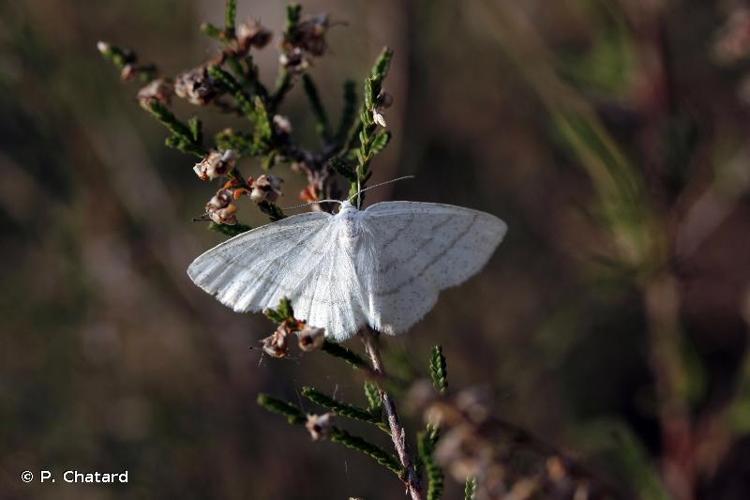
193,150,237,181
371,90,392,127
279,48,309,73
296,14,331,57
272,115,292,135
299,184,319,203
546,456,567,483
434,425,487,481
405,379,438,414
305,412,334,441
250,174,283,203
120,63,137,81
260,325,290,358
237,19,272,51
455,387,491,423
206,188,233,210
715,8,750,64
175,67,217,105
298,326,325,351
96,41,111,55
206,188,238,225
376,91,393,109
372,109,387,128
137,78,173,109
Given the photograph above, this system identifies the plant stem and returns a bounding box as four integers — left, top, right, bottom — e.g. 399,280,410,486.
361,328,424,500
644,272,694,500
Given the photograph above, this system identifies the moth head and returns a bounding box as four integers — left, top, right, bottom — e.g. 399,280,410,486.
339,199,357,214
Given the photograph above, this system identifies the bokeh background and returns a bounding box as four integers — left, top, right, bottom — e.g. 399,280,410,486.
2,0,750,498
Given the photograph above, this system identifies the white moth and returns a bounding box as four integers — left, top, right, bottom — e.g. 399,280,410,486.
187,200,507,341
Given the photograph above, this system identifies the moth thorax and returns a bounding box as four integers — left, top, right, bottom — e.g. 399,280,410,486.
338,213,361,242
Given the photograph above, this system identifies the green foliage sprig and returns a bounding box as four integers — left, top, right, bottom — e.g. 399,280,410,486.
258,392,403,476
464,477,477,500
364,380,382,413
207,221,251,236
418,425,444,500
320,339,369,369
302,386,388,432
330,427,404,476
145,102,207,157
256,393,306,425
429,345,448,394
349,47,393,206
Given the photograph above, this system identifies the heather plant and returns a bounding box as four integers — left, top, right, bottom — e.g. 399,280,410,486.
97,1,635,499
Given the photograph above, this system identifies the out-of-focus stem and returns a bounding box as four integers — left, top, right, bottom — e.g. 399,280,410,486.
361,328,424,500
644,273,694,500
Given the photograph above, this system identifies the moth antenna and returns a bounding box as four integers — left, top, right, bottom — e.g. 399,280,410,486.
281,199,343,211
348,175,416,204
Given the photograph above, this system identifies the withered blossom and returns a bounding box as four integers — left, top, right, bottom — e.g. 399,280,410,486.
120,63,137,81
279,14,334,72
299,184,319,203
305,412,334,441
372,109,387,128
205,188,238,225
249,174,283,203
294,14,331,57
434,424,489,481
175,66,217,105
193,150,237,181
715,8,750,63
279,47,309,73
96,41,111,54
260,325,290,358
272,114,292,135
298,326,325,351
372,90,393,128
137,78,173,109
376,90,393,109
236,19,272,52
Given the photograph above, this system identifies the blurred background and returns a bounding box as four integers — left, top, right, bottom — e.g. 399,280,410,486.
2,0,750,498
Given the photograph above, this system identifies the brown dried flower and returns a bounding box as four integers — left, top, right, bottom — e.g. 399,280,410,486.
205,188,238,225
376,90,393,109
120,64,137,81
299,184,319,203
272,114,293,135
250,174,283,203
260,325,290,358
434,424,489,481
96,41,111,55
298,326,325,351
237,19,272,52
295,14,331,57
371,90,393,128
279,47,309,73
137,78,173,109
305,412,334,441
372,109,387,128
175,67,217,105
715,8,750,64
193,150,237,181
280,14,335,72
